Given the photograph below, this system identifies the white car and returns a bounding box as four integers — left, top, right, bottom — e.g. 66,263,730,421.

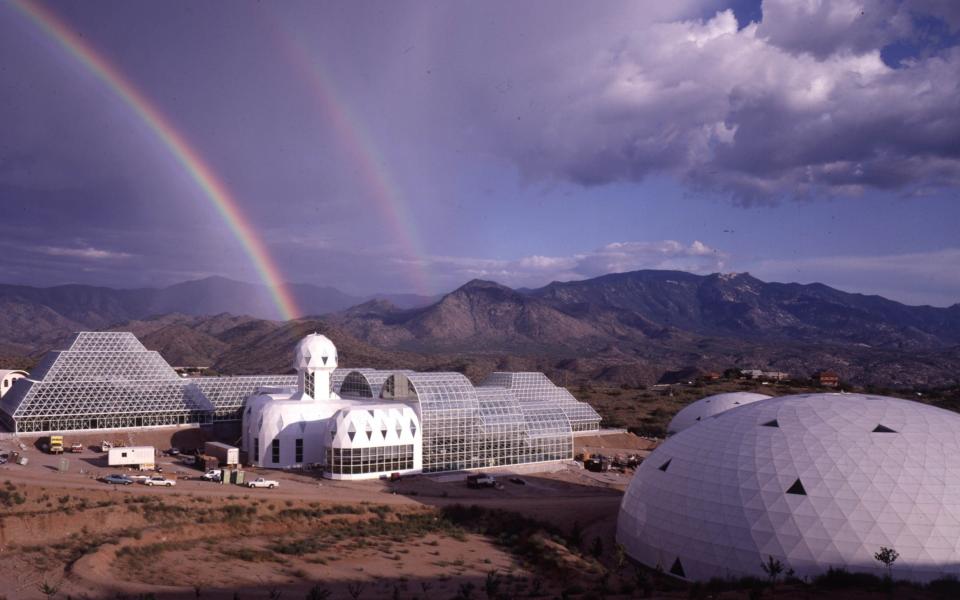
247,477,279,489
143,475,176,487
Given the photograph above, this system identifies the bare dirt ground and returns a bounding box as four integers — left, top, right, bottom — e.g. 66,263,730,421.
0,428,636,599
0,428,936,599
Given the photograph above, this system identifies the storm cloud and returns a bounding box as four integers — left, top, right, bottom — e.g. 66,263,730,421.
457,1,960,201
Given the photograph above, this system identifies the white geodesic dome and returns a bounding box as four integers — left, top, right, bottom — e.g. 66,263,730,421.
617,393,960,583
667,392,772,435
294,333,338,371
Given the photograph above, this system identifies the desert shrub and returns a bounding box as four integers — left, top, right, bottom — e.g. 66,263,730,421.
0,488,26,507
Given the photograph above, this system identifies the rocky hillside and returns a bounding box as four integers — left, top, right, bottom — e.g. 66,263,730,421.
1,270,958,388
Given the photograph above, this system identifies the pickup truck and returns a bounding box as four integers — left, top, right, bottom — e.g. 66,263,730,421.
247,477,279,489
201,469,223,482
143,475,176,487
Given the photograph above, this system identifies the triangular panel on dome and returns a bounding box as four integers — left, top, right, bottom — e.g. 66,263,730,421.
670,557,686,578
762,419,779,428
786,479,807,495
659,459,672,472
873,424,897,433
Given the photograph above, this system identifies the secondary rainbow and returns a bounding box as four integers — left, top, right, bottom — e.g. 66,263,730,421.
10,0,302,320
269,22,433,297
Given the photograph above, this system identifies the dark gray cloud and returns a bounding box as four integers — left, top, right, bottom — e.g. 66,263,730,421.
449,2,960,202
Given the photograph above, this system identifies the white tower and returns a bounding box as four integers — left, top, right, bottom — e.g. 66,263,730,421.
294,333,338,400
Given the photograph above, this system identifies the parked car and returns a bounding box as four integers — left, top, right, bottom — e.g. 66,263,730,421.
143,475,176,487
164,447,181,456
102,474,134,485
466,474,497,489
247,477,279,489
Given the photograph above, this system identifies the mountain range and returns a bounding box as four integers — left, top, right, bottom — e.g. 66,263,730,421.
1,272,958,388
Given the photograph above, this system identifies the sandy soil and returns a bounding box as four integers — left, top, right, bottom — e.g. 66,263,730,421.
0,428,634,599
0,428,915,599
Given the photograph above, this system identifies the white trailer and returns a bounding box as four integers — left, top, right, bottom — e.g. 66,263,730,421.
204,442,240,466
108,446,156,469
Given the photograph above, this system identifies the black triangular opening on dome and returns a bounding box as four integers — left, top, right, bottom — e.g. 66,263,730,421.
658,459,671,472
786,479,806,496
670,557,686,578
695,416,701,421
762,419,779,428
873,424,897,433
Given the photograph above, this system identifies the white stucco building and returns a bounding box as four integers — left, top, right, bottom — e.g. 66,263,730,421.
0,370,27,399
242,334,423,480
242,333,601,479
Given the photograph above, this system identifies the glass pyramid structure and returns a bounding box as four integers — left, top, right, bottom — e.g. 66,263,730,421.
0,332,294,433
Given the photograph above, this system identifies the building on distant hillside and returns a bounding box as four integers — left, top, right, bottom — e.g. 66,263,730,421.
742,369,789,381
243,333,601,479
0,370,27,399
813,371,839,387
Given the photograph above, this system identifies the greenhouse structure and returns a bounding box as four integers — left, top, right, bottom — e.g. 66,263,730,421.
243,333,601,478
0,331,601,479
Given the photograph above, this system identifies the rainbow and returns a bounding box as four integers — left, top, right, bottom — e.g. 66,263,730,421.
267,21,433,297
9,0,302,320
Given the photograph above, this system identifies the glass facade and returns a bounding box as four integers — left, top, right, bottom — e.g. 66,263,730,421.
383,373,484,472
481,372,602,432
326,444,414,475
190,375,297,421
0,332,296,434
379,371,576,473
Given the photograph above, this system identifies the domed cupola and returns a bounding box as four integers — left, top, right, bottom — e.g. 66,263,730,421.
294,333,338,400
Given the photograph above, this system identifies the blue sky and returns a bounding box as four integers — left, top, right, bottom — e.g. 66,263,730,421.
0,0,958,306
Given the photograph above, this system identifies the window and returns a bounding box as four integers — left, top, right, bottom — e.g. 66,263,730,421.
305,372,315,398
295,438,304,463
326,444,414,475
253,437,259,462
271,439,280,464
658,459,671,472
873,424,897,433
786,479,806,495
